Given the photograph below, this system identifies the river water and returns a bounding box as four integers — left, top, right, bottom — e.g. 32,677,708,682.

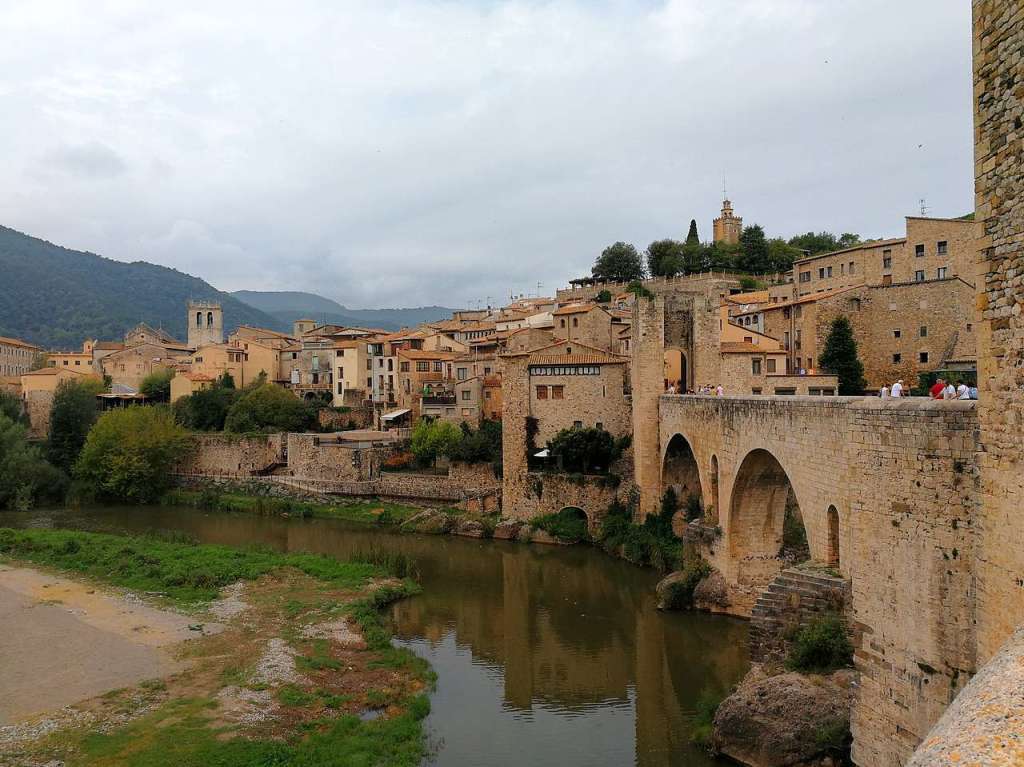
0,506,748,766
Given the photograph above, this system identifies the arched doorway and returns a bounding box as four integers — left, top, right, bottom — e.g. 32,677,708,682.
662,434,703,532
663,349,687,392
827,505,840,567
729,449,808,587
553,507,589,542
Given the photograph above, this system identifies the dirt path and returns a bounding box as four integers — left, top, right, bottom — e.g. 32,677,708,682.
0,564,219,725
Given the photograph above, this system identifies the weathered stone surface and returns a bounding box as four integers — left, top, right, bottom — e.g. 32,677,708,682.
713,665,855,767
400,510,453,535
654,570,690,610
693,569,730,611
492,520,524,540
453,518,487,538
527,528,572,546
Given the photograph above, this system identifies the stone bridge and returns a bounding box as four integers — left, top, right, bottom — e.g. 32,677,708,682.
646,394,980,766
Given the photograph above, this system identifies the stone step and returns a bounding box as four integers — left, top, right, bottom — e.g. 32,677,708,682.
780,569,850,588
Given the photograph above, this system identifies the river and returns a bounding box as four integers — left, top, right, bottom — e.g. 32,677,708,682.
0,506,749,766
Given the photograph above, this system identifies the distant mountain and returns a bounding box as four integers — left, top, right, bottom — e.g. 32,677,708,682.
0,226,287,350
232,290,455,332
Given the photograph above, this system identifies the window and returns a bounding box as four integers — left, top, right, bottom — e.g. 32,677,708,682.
560,319,566,328
894,329,901,339
336,349,345,357
849,261,856,274
799,271,811,283
552,385,564,400
937,240,948,255
893,353,902,363
337,382,344,394
536,385,548,399
461,390,471,401
416,361,429,372
63,360,68,365
367,377,372,388
818,267,826,279
937,267,948,279
841,263,845,275
794,305,803,319
596,422,603,430
366,359,372,370
337,367,344,379
400,361,410,372
774,387,796,396
883,250,893,269
919,351,929,363
484,391,491,399
752,387,762,395
388,359,393,371
292,352,298,359
457,367,467,380
915,244,925,257
752,358,762,375
808,357,813,369
920,326,928,338
766,359,777,373
573,420,583,429
783,307,791,319
484,367,491,375
433,361,443,372
915,270,925,282
572,317,579,327
826,266,833,277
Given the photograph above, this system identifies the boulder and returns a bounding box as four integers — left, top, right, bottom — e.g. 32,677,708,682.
527,528,572,546
400,509,453,535
693,570,731,610
454,518,487,538
655,571,691,610
493,520,524,540
712,665,855,767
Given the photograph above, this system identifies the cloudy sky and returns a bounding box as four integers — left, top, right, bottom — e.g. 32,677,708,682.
0,1,973,309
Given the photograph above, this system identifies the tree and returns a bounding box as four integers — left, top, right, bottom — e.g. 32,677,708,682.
74,406,192,503
819,317,866,395
0,389,23,423
592,242,645,283
0,414,67,510
547,427,616,473
685,219,700,247
217,371,236,389
173,383,240,431
410,419,463,467
767,238,802,273
645,239,684,277
593,289,612,304
447,419,502,465
736,224,771,273
140,368,174,402
788,231,862,257
223,383,316,433
47,379,103,472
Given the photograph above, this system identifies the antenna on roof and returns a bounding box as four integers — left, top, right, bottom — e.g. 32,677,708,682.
919,198,929,217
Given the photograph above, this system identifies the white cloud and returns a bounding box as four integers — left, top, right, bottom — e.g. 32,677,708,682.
0,0,973,308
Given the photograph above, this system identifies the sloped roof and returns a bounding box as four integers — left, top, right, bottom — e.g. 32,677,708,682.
527,352,626,366
552,303,600,316
0,336,42,350
720,342,788,354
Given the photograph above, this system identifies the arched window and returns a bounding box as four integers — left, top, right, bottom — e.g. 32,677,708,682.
196,312,202,327
207,311,214,327
827,506,840,567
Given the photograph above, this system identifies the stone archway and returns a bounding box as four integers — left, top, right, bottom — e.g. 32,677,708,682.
662,434,703,529
728,448,808,589
827,505,840,567
663,349,687,392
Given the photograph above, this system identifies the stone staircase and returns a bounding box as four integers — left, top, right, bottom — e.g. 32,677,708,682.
749,567,851,663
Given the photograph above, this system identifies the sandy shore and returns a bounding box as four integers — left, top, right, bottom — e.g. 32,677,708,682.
0,564,220,725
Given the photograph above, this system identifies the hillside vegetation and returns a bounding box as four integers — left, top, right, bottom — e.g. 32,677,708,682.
0,225,284,349
232,290,454,331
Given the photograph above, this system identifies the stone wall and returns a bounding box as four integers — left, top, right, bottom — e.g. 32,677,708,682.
285,433,384,482
317,405,374,432
23,390,53,439
972,0,1024,666
503,472,624,532
528,363,631,445
177,433,285,476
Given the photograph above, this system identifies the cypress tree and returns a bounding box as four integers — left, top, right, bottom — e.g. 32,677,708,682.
685,219,700,246
819,317,866,395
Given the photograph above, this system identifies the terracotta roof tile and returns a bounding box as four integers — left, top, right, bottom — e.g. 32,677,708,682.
527,353,625,366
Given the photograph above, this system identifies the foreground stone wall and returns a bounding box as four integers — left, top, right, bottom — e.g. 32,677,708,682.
972,0,1024,666
286,433,384,482
177,434,285,476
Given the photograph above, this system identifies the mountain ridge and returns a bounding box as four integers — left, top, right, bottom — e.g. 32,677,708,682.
231,290,455,331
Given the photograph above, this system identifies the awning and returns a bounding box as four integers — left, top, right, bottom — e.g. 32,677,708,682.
382,408,411,421
533,449,550,458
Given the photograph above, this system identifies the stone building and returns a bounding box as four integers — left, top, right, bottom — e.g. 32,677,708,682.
551,303,615,351
186,301,223,348
713,198,743,245
19,367,99,438
0,335,41,377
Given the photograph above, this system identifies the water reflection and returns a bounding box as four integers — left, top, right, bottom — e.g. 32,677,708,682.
1,507,748,766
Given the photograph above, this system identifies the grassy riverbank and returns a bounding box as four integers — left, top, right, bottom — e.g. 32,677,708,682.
0,528,434,767
162,487,427,526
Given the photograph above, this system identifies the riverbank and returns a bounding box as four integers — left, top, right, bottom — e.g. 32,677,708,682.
0,527,433,767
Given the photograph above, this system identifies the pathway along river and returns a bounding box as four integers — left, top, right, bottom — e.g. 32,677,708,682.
0,506,749,766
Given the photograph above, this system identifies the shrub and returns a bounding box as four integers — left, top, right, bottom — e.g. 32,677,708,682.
547,426,616,474
530,507,588,542
47,378,102,472
662,550,712,609
597,498,683,573
223,383,316,433
0,389,24,423
447,419,502,465
410,419,462,467
786,613,854,673
74,406,193,503
593,289,612,303
174,382,240,431
685,492,703,522
0,414,67,510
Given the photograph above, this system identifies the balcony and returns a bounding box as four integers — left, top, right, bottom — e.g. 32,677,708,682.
422,394,456,406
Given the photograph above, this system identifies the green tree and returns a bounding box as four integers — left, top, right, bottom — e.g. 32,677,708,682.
593,289,612,304
217,371,236,389
819,317,866,395
592,242,645,282
685,219,700,247
767,237,802,273
224,383,316,433
140,368,174,402
736,224,770,273
701,241,739,271
74,406,192,503
645,239,684,277
788,231,862,257
0,414,67,510
547,427,616,473
410,419,462,467
47,379,103,472
0,389,23,423
447,419,503,465
173,383,240,431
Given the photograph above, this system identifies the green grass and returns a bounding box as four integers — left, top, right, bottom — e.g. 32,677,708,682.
0,527,385,604
73,693,432,767
162,489,421,527
690,689,724,748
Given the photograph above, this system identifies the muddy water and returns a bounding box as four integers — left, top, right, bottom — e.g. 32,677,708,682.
0,506,748,766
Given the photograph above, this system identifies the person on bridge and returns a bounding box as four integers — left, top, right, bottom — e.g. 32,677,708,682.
880,383,890,398
957,381,971,400
891,379,905,397
942,381,958,400
715,384,724,396
930,378,946,399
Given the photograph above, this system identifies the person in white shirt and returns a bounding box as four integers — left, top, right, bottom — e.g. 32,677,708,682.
943,382,957,400
890,380,904,397
715,384,724,397
880,384,890,398
957,382,971,400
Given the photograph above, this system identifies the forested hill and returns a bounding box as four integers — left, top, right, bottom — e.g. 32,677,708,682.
0,225,285,350
232,290,454,331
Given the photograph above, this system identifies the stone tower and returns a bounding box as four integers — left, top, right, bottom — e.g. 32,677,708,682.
631,296,665,521
187,300,223,349
713,198,742,246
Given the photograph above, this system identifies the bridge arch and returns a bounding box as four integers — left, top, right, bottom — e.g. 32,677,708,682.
728,448,809,587
662,433,704,521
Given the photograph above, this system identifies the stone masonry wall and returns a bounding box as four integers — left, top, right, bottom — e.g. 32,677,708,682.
286,433,384,482
972,0,1024,665
177,433,285,476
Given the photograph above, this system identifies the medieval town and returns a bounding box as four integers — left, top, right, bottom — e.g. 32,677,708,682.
0,4,1021,767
